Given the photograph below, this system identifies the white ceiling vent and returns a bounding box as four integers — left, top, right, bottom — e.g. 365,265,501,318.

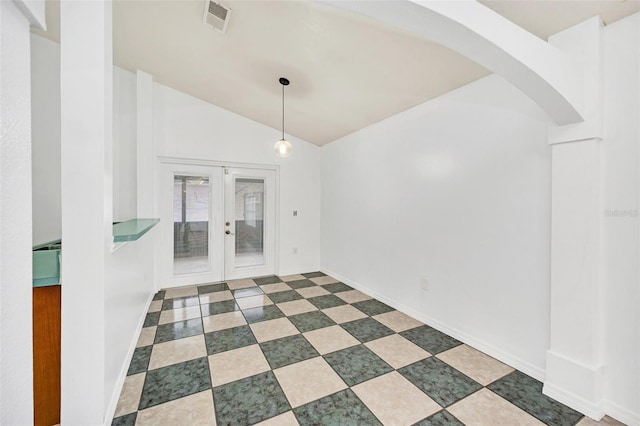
203,1,231,33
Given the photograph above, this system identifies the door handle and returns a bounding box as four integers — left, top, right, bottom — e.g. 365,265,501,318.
225,230,234,235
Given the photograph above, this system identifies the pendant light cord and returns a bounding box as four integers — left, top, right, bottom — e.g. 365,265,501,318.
282,82,285,140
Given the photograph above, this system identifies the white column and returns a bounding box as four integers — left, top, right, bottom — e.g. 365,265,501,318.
60,0,112,424
544,17,606,420
0,0,44,423
136,70,154,218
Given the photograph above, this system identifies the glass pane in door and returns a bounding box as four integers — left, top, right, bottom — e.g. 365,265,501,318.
234,178,265,267
173,175,209,275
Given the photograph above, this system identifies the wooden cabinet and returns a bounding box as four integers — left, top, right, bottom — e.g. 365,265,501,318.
33,284,61,426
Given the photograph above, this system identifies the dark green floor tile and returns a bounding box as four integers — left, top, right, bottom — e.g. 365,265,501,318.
400,325,462,354
143,311,160,327
352,299,394,316
308,294,347,309
294,389,382,426
197,282,228,294
232,287,264,298
213,371,290,425
243,305,285,324
302,271,326,278
260,334,319,369
111,412,137,426
254,275,282,285
200,300,240,317
414,410,464,426
127,345,152,375
289,311,336,333
154,318,203,344
268,290,303,303
152,291,165,301
139,357,211,410
487,370,583,425
323,345,393,386
287,279,317,289
205,325,256,355
398,357,481,407
161,295,199,311
341,317,394,342
323,282,353,293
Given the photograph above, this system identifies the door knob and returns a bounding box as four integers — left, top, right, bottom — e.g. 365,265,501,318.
225,230,231,235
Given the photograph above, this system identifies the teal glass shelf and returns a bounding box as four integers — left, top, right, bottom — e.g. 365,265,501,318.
113,218,160,242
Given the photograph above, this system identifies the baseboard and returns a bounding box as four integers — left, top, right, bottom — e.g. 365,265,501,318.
543,382,605,420
321,267,546,382
543,350,606,420
103,291,155,426
603,399,640,426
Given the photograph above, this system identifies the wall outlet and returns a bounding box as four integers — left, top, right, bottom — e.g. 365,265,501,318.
293,210,298,217
421,278,428,291
292,247,298,254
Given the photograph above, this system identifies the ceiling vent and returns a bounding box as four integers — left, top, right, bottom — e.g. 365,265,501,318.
203,1,231,33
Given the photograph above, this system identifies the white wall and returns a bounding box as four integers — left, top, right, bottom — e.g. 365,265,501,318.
151,81,321,277
59,0,112,422
31,34,61,245
602,13,640,423
0,2,37,423
104,232,157,420
321,73,552,378
32,38,136,235
113,67,137,222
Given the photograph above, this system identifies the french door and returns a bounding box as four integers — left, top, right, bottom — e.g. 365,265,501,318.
223,167,276,280
160,163,276,287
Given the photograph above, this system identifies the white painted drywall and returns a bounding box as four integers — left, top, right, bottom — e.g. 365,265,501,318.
321,73,552,378
60,0,112,423
151,81,321,277
0,2,36,423
104,232,158,421
31,34,61,245
601,13,640,424
322,0,583,125
113,66,137,221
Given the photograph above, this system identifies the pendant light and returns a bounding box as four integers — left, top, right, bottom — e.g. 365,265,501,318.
274,77,292,158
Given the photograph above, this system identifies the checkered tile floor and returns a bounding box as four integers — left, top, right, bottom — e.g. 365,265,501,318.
111,272,618,426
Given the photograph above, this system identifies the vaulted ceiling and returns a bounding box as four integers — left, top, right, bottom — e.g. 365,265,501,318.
33,0,640,145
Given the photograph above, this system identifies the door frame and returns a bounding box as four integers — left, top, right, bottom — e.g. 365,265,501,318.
156,157,280,288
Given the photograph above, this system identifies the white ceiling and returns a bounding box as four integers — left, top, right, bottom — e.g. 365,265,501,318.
33,0,640,146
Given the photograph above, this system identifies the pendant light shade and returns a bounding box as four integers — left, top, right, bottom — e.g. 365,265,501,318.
274,77,291,158
274,139,292,157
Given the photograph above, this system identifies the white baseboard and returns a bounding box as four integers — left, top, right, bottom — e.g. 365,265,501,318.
103,292,155,426
602,399,640,426
543,350,605,420
321,267,546,382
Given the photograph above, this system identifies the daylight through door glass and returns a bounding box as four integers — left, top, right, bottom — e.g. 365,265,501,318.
173,175,209,275
234,178,265,267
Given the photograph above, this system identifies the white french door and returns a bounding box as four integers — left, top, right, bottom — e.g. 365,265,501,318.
160,164,224,286
223,167,276,280
160,162,276,287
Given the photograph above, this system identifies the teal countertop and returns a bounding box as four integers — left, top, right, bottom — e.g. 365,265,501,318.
33,241,61,287
113,218,160,242
32,219,159,286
